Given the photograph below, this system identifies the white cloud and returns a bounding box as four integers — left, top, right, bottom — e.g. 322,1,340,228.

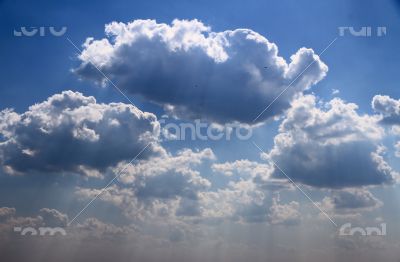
268,195,301,225
211,159,291,191
372,95,400,159
211,159,271,178
264,95,396,188
391,126,400,136
74,19,328,124
76,153,298,225
0,91,162,176
76,148,215,220
0,207,15,222
395,141,400,157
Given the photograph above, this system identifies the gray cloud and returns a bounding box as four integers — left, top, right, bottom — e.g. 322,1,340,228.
74,19,327,124
0,207,68,239
0,207,141,246
212,159,271,178
211,159,291,192
330,189,382,211
117,148,214,201
0,91,162,176
395,141,400,157
39,208,68,227
0,207,15,222
76,148,215,220
372,95,400,159
76,151,301,226
268,195,301,226
372,95,400,125
264,95,396,188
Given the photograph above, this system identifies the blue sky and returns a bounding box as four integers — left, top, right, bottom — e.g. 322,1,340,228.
0,0,400,261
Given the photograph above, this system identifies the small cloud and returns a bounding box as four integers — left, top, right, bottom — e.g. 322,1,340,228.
332,88,340,95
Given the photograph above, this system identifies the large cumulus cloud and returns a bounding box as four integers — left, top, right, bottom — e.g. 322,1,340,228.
264,95,397,188
0,91,162,176
74,19,328,124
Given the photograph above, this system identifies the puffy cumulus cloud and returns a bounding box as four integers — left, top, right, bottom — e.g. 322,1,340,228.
372,95,400,125
76,153,299,225
195,179,264,223
0,91,162,176
202,180,299,224
372,95,400,158
117,148,214,202
217,180,269,223
391,126,400,136
198,177,296,224
324,189,382,213
74,19,328,124
264,95,397,188
268,195,301,226
39,208,69,227
395,141,400,157
0,207,16,222
212,159,271,178
211,159,291,192
76,148,215,220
